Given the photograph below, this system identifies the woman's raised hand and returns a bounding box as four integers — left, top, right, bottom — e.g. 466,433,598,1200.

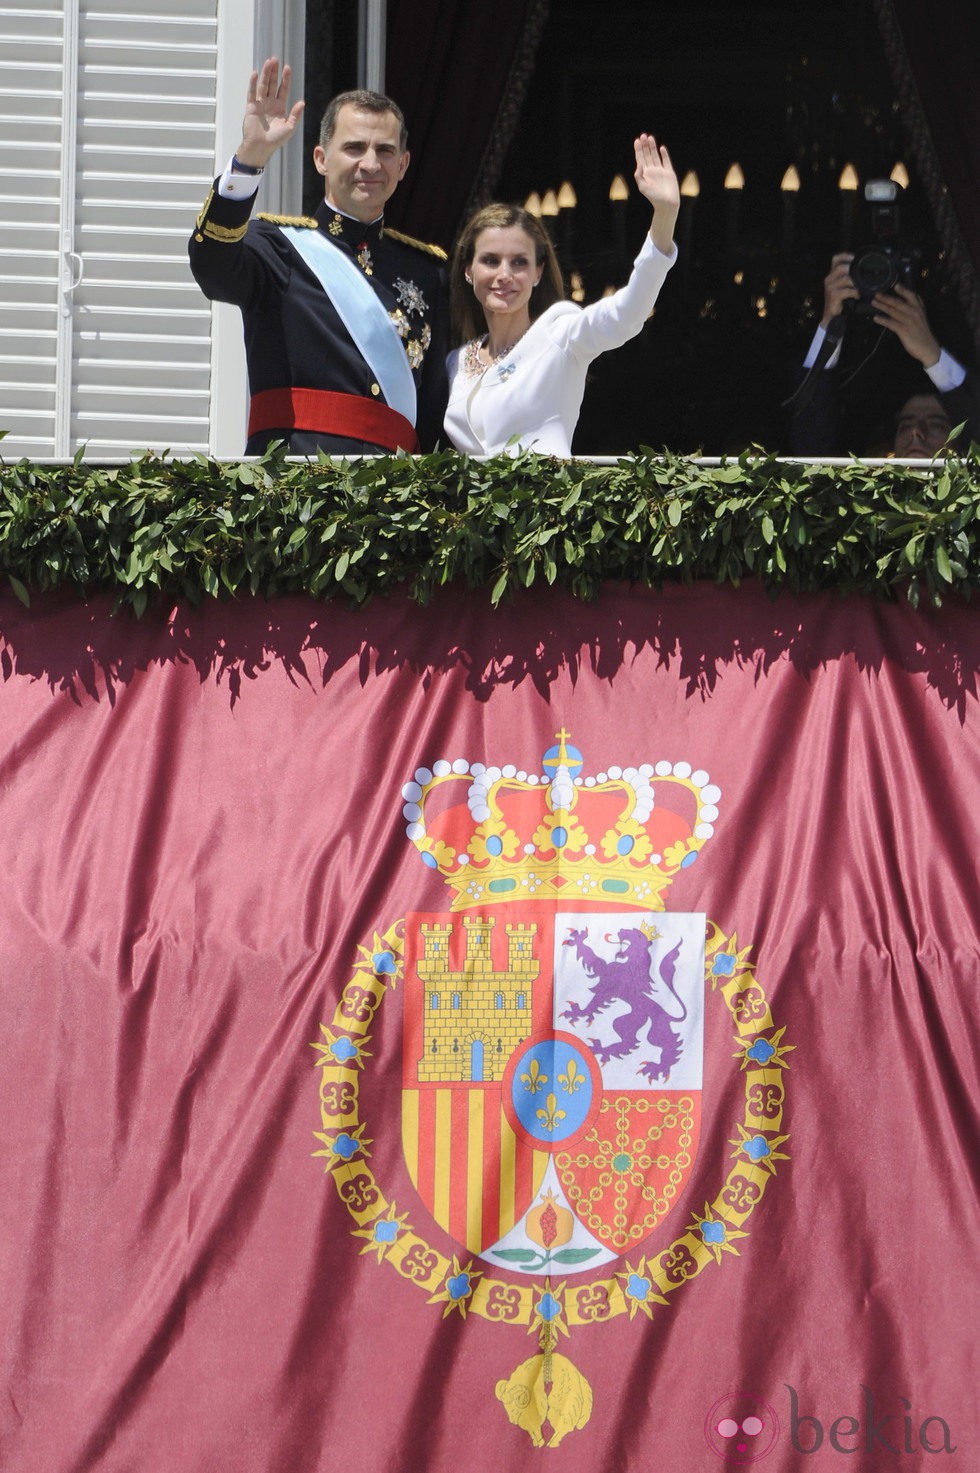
633,134,680,211
633,134,679,254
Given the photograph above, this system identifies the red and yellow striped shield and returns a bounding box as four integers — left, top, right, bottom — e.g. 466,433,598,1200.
402,904,704,1269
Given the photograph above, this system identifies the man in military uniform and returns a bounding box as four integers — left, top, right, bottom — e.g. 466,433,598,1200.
189,57,448,455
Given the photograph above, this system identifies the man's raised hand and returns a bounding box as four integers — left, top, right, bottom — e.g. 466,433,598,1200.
237,58,306,169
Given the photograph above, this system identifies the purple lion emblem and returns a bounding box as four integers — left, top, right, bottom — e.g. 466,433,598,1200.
561,927,687,1083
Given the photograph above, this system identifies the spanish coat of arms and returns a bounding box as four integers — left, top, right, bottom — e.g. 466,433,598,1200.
313,732,792,1451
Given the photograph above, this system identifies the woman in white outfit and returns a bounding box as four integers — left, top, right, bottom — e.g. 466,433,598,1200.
444,134,679,457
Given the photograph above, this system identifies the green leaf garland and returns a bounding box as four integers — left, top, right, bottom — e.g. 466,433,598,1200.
1,444,978,613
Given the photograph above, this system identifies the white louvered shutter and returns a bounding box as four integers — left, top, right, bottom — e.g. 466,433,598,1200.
0,2,68,458
70,0,222,456
0,0,238,459
0,0,309,460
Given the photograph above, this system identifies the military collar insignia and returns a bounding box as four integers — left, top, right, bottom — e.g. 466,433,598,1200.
319,209,386,273
322,209,383,241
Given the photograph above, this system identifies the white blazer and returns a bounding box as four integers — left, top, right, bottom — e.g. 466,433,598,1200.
444,235,676,457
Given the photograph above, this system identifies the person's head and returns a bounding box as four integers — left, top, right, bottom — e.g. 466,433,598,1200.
314,91,409,222
451,204,564,344
893,391,951,457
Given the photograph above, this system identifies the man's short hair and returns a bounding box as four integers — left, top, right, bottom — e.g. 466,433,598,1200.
319,90,408,152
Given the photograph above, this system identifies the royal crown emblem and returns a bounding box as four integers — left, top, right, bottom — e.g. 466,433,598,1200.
402,728,720,909
312,732,793,1452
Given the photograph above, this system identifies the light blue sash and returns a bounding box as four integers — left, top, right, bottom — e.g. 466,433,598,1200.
279,226,418,426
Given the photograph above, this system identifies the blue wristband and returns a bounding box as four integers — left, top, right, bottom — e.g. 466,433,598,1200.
231,155,264,176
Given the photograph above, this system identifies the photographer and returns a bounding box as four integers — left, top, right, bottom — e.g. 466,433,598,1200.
788,187,980,457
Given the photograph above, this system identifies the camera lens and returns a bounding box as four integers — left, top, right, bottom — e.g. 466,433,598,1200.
850,247,897,295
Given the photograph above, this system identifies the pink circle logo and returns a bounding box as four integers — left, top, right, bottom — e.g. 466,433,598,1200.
704,1391,780,1463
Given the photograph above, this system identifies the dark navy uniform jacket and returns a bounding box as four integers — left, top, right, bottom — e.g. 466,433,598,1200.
189,181,449,454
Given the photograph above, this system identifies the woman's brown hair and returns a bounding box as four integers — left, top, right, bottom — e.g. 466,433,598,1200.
449,204,565,345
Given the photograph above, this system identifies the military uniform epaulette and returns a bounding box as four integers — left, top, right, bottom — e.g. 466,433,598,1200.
383,228,447,261
257,213,319,228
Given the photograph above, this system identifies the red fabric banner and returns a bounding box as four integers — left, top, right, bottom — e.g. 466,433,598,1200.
0,582,976,1471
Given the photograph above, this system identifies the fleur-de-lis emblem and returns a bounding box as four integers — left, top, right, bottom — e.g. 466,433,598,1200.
520,1058,548,1095
558,1057,584,1095
536,1092,567,1133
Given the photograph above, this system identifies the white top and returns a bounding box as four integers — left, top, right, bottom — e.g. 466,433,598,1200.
444,236,677,456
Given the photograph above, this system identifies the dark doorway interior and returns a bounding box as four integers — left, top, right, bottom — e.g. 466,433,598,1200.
493,0,969,454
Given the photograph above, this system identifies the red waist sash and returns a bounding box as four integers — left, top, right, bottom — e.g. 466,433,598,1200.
247,388,419,452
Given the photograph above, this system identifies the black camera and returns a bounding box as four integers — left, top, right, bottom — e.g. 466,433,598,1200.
848,179,920,312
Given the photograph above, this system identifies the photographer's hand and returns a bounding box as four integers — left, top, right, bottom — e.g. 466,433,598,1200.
821,253,858,326
871,285,941,368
